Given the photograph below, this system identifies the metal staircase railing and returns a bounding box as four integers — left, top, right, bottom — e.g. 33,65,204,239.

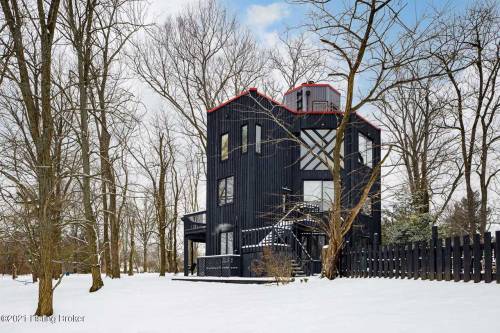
241,202,317,275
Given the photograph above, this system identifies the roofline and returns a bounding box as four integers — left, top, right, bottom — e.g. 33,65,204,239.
284,83,341,96
207,88,380,130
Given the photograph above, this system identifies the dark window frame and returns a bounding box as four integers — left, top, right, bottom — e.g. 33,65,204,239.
361,196,373,217
241,124,248,154
255,124,262,154
220,231,234,255
358,132,373,168
218,176,234,206
302,180,334,211
220,132,229,161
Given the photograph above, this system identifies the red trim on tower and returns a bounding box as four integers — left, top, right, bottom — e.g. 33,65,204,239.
206,88,380,130
284,83,341,96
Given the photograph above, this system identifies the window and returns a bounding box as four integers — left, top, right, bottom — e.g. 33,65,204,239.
361,196,372,216
312,101,328,112
303,180,334,211
218,176,234,206
255,125,262,154
358,133,373,167
221,133,229,161
300,129,342,170
220,231,233,255
241,125,248,154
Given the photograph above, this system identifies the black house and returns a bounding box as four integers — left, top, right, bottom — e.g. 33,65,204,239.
182,83,381,277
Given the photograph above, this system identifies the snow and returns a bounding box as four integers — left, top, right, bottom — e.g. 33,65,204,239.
1,273,499,333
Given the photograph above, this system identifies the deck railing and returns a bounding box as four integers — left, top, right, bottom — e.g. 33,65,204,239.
197,255,241,277
241,225,316,275
183,211,206,233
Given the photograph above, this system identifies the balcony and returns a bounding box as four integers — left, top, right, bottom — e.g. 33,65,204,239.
182,211,206,240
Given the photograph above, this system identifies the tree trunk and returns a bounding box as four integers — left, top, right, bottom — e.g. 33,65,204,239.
158,168,167,276
322,233,342,280
101,180,111,276
123,230,128,274
143,246,148,273
128,221,135,276
97,87,120,278
70,0,104,292
109,177,120,278
173,219,178,274
159,225,166,275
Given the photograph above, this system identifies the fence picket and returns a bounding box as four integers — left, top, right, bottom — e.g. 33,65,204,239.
402,244,406,278
496,231,500,284
436,239,443,281
378,245,382,278
444,238,452,281
453,236,461,282
413,242,419,280
484,232,492,283
473,234,481,283
421,242,428,280
406,243,412,279
429,238,436,281
388,245,394,278
394,245,400,278
368,246,373,278
463,235,471,282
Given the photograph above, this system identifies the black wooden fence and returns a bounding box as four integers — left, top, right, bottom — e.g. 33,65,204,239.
197,255,241,277
340,227,499,283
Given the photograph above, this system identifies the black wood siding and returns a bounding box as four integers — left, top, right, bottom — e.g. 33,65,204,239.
205,91,381,255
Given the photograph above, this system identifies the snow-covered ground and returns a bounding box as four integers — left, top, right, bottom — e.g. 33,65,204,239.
0,273,499,333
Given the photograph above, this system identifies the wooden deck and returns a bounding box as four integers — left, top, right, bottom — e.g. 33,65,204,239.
172,276,276,284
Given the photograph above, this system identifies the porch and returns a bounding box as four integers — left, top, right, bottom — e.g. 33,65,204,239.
182,211,207,276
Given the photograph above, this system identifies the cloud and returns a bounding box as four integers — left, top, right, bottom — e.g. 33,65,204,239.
246,2,290,28
245,2,290,47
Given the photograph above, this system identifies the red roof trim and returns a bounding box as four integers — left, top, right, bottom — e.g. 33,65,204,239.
284,83,341,96
207,90,251,113
206,88,380,130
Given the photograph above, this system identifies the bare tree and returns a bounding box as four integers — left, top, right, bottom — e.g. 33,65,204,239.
132,0,267,162
376,73,463,219
89,0,144,278
130,115,176,276
135,193,155,273
61,0,104,290
432,1,500,236
0,0,62,315
270,32,329,91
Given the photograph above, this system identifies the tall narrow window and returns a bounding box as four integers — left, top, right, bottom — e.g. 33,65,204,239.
358,133,373,167
221,133,229,161
255,125,261,154
218,176,234,206
220,231,233,255
241,125,248,154
361,196,372,216
303,180,334,211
